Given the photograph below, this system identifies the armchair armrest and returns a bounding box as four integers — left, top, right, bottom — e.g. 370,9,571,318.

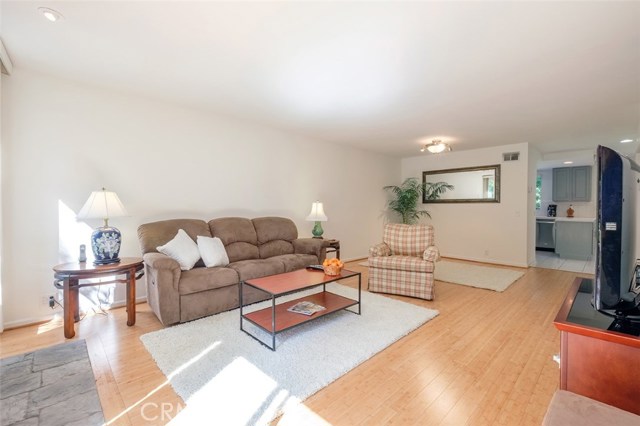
423,245,440,262
369,243,391,257
293,238,327,262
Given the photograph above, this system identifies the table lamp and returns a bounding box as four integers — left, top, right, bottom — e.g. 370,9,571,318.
77,188,128,265
306,201,328,238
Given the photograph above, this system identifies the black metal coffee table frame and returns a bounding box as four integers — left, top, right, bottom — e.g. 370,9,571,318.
240,268,361,350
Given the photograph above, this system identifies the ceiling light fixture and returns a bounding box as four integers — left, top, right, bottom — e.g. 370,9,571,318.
620,139,634,144
38,7,63,22
563,161,573,165
421,139,451,154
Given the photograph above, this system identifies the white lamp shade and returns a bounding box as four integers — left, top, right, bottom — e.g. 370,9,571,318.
77,189,128,220
306,201,328,222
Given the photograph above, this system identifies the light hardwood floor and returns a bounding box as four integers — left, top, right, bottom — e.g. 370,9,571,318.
0,260,589,425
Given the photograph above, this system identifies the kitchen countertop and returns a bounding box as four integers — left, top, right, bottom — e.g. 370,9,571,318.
536,216,595,222
555,217,595,222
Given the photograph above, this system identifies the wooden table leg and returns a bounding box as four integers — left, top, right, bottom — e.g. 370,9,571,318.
63,278,75,339
127,266,136,326
71,280,80,322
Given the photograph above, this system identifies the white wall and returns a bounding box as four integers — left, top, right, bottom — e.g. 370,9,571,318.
637,153,640,259
401,143,530,267
527,145,541,266
1,68,399,327
0,68,4,332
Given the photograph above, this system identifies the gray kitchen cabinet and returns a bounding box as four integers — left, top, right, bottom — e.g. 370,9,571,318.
571,166,591,201
552,166,591,202
555,220,594,260
552,168,572,201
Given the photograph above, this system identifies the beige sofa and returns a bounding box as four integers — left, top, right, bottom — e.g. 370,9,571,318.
137,217,326,325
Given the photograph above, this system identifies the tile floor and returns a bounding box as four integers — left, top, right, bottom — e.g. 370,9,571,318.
535,250,596,274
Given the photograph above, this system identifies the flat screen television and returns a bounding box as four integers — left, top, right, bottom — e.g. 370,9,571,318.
594,145,640,322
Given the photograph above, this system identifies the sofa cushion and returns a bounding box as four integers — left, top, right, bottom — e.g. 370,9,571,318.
178,266,239,295
270,254,318,272
253,217,298,243
227,259,285,281
197,236,230,267
209,217,259,263
259,240,294,259
253,217,297,259
138,219,212,255
368,255,435,273
156,229,201,271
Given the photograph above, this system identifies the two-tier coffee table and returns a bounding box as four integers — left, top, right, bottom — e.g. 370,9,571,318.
240,268,361,350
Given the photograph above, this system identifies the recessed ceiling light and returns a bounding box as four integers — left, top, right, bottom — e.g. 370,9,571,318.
563,161,573,165
38,7,63,22
620,139,634,143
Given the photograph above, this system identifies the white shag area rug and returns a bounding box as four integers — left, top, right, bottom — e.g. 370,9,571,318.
359,259,524,292
141,283,438,426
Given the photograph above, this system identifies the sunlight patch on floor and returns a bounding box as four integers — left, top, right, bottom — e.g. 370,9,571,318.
36,316,63,335
274,402,332,426
169,357,280,425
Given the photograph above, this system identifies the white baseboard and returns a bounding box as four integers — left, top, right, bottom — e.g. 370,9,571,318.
2,296,148,331
3,314,63,330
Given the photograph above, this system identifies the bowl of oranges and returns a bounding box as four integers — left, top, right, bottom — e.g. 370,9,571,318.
323,258,344,276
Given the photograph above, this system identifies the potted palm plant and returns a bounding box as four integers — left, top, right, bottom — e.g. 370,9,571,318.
384,178,454,224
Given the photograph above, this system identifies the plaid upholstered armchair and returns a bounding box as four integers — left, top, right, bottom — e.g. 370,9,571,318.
368,223,440,300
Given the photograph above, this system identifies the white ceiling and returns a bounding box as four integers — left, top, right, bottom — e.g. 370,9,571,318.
2,1,639,158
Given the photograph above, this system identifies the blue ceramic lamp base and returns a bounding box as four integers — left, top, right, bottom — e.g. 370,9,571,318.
91,226,122,265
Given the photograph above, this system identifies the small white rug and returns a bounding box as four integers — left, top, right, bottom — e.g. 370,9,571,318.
359,259,524,292
141,283,438,426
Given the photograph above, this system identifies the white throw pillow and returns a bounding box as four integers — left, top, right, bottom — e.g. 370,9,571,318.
197,236,230,268
156,229,201,271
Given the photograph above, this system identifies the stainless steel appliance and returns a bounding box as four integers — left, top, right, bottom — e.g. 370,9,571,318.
536,219,556,250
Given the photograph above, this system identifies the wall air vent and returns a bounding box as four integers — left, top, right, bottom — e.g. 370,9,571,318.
503,152,520,161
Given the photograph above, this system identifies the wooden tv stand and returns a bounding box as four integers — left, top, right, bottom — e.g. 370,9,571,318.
553,277,640,415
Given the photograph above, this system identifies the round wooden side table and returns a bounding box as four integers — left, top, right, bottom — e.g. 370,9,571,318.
53,257,144,338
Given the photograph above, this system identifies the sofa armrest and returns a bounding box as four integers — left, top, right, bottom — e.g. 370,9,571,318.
293,238,327,262
144,252,181,271
143,253,181,290
423,245,440,262
369,243,391,257
143,252,182,325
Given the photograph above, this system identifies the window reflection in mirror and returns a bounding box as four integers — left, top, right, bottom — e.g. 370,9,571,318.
423,165,501,203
